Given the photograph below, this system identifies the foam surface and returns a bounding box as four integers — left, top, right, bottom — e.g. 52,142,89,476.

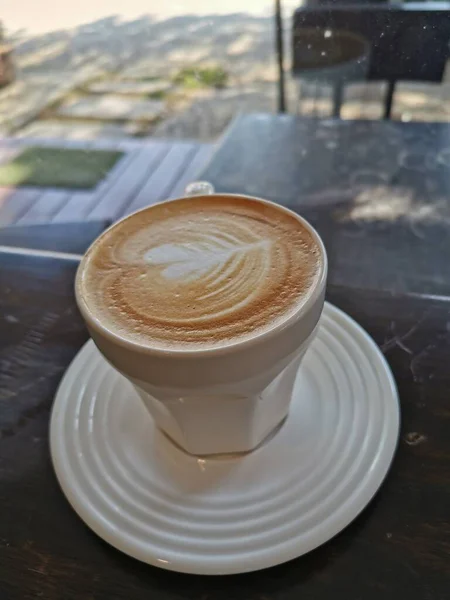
77,196,322,349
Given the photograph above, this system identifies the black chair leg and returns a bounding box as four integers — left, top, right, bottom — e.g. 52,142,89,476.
332,83,343,118
384,81,396,119
275,0,286,113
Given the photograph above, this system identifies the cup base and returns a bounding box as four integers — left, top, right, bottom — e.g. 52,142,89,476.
50,302,399,575
159,414,288,460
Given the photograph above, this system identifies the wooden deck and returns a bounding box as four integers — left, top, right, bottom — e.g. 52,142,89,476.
0,137,213,226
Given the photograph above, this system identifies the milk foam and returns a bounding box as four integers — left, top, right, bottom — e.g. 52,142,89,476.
144,240,270,282
78,196,321,349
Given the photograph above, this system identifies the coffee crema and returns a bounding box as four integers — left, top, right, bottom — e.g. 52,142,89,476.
77,195,322,350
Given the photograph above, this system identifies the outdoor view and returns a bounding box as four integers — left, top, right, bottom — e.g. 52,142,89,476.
1,1,299,142
2,0,450,145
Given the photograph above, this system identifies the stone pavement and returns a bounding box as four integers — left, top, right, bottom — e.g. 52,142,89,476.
0,66,102,135
16,120,140,140
2,12,450,143
56,94,165,122
86,79,171,96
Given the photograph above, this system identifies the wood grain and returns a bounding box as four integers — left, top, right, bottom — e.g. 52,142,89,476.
0,188,43,225
124,142,198,215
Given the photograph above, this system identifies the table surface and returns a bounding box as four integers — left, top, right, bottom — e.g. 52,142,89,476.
201,114,450,296
0,220,110,255
0,249,449,600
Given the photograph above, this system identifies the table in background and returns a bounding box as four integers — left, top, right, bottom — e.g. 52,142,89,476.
201,114,450,296
0,251,448,599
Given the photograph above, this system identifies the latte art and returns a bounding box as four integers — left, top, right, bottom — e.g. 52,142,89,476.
144,239,270,282
78,196,322,349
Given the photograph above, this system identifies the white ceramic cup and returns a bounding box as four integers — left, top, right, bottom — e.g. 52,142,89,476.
75,187,327,455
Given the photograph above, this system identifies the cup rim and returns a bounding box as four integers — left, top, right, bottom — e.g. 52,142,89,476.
75,193,328,359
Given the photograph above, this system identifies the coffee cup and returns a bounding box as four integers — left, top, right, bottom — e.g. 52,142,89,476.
75,186,327,455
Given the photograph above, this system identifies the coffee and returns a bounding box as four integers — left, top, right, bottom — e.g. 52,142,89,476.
77,195,322,350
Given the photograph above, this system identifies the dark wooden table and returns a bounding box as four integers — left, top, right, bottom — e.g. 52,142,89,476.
0,249,449,599
201,114,450,296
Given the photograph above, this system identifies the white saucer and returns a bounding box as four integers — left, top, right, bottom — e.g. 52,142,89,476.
50,302,399,575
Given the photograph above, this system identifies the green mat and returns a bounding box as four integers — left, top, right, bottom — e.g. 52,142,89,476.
0,146,124,189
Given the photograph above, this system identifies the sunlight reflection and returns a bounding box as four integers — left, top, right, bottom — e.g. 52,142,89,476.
341,185,446,223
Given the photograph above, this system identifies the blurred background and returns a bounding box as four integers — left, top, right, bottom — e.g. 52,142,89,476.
2,0,450,143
